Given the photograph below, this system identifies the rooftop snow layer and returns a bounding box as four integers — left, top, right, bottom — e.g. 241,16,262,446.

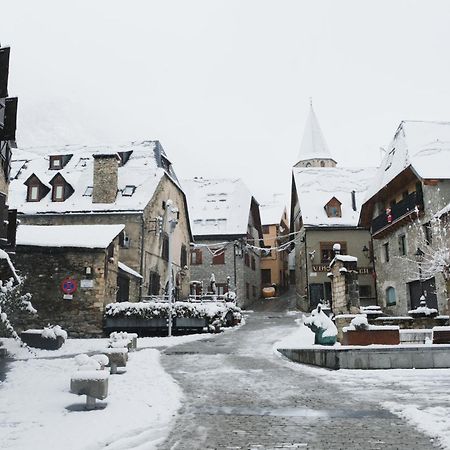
259,203,287,226
16,224,124,248
293,166,377,227
297,105,335,163
365,121,450,202
182,178,253,236
9,141,180,214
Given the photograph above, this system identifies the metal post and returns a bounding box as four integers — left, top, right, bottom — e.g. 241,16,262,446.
166,200,178,337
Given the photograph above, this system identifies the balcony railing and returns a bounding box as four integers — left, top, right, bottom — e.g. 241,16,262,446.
371,191,423,235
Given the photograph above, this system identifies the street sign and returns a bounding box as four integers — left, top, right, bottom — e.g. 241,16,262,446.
61,277,78,295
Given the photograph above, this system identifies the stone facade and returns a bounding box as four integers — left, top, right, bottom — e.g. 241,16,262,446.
13,238,121,337
294,227,376,311
190,240,261,308
330,256,360,315
18,175,192,300
372,180,450,315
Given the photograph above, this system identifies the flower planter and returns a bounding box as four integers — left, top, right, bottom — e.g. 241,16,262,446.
342,329,400,346
104,317,168,330
175,317,207,329
20,331,65,350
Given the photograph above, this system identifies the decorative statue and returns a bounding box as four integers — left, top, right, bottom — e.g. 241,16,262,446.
303,304,337,345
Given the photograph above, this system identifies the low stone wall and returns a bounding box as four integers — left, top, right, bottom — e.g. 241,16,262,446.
278,346,450,370
372,316,449,329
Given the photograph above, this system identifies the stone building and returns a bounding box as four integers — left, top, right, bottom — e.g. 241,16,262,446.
259,202,290,294
290,105,377,311
13,224,136,337
182,177,263,308
0,44,18,249
9,141,192,300
359,120,450,315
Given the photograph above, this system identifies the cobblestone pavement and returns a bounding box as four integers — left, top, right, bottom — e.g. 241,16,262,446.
158,293,439,450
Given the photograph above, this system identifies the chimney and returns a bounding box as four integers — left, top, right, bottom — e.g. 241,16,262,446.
351,190,357,211
92,153,120,203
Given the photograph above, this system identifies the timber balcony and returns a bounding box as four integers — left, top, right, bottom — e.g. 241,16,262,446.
371,191,424,238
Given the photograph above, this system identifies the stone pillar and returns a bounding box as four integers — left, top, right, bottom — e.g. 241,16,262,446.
92,154,120,204
329,254,360,315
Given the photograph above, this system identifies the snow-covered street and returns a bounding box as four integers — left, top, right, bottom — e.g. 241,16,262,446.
0,334,210,450
157,294,444,449
3,295,450,449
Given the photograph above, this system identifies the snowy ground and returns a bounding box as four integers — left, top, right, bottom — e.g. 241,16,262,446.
0,334,211,450
275,319,450,450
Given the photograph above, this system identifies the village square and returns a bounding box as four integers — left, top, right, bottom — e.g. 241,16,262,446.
1,2,450,449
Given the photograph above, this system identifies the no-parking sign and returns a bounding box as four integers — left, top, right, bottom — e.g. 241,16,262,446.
61,277,78,295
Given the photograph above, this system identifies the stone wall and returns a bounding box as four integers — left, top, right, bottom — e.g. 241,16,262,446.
12,241,120,337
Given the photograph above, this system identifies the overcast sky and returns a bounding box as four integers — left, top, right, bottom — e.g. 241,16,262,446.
3,0,450,206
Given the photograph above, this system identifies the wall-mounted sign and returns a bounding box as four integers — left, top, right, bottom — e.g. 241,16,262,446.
61,277,78,295
312,265,373,274
80,279,94,289
63,294,73,300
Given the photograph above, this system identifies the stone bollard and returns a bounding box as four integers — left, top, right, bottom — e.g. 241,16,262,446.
104,348,128,374
128,333,138,351
70,371,109,410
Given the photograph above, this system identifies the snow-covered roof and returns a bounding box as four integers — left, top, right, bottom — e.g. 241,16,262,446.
118,261,143,279
293,166,377,227
297,105,335,163
259,203,287,226
182,177,254,236
16,224,125,248
9,141,180,214
365,121,450,201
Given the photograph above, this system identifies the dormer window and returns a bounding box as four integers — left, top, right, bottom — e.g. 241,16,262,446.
325,197,342,218
83,186,93,197
118,150,133,166
24,174,50,202
49,173,74,202
49,154,73,170
122,185,136,197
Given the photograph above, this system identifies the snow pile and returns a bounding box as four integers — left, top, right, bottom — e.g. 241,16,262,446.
41,325,68,340
408,303,438,317
304,305,337,338
344,315,400,332
74,353,102,371
71,370,109,381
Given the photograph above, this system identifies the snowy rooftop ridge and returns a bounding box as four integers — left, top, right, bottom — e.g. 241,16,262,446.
293,166,377,227
9,141,180,215
297,104,335,163
16,224,125,248
259,203,287,226
182,177,254,237
364,120,450,202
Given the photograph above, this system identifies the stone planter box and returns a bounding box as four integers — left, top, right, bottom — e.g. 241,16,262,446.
433,327,450,344
105,317,168,331
175,317,207,329
342,329,400,346
20,331,65,350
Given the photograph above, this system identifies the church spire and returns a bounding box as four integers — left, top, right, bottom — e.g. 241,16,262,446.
295,102,336,168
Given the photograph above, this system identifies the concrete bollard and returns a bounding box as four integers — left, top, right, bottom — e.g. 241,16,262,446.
70,371,109,410
104,348,128,374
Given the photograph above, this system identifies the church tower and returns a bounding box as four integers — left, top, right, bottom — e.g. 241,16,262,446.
294,102,337,168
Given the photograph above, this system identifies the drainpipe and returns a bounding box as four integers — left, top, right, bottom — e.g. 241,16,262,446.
370,236,378,306
139,213,145,300
304,232,309,310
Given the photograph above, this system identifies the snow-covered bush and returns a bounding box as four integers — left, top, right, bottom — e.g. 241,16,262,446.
0,274,35,347
104,301,242,327
348,315,369,331
41,325,68,340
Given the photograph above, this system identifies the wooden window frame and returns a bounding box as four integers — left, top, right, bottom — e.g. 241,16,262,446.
190,249,202,265
52,182,65,202
28,183,40,202
320,241,347,264
212,249,225,265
